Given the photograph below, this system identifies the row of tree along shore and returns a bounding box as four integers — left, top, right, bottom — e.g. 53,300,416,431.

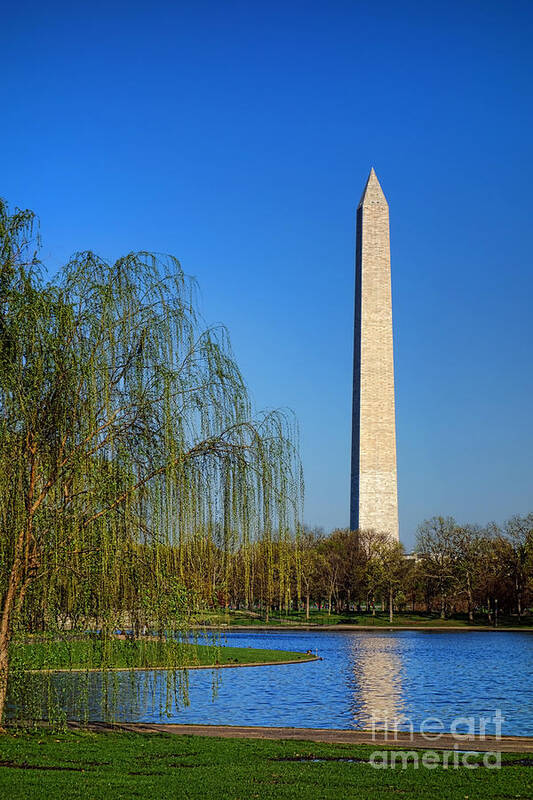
45,514,529,632
17,513,533,637
171,514,532,627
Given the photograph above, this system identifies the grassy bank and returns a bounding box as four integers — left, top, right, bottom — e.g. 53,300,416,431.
10,638,314,672
0,730,531,799
193,609,533,629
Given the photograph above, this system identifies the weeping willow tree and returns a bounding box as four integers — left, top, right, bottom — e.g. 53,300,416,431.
0,199,302,725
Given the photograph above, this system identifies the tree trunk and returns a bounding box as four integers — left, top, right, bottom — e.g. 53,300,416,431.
305,592,310,621
0,535,25,726
467,576,474,623
389,586,393,623
0,635,10,729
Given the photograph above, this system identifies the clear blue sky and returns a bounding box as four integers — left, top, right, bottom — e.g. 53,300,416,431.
2,0,532,548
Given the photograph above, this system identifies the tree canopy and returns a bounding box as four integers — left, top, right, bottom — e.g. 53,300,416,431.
0,199,302,723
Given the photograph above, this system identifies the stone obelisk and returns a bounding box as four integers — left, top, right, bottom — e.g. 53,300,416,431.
350,168,399,540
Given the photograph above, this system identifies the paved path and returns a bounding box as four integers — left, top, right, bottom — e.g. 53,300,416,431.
86,722,533,753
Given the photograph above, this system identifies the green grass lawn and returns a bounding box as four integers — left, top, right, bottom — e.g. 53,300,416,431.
194,608,533,629
10,638,313,672
0,730,531,799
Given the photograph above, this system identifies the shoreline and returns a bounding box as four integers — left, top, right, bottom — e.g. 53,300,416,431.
25,654,320,674
191,624,533,633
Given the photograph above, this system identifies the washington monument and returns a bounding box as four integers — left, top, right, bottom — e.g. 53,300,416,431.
350,168,399,540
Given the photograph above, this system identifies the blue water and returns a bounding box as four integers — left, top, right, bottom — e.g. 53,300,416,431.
51,630,533,735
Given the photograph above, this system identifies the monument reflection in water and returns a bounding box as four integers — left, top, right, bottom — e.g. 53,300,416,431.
348,634,405,729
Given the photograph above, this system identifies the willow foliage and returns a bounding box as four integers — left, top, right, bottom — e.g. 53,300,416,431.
0,199,302,724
